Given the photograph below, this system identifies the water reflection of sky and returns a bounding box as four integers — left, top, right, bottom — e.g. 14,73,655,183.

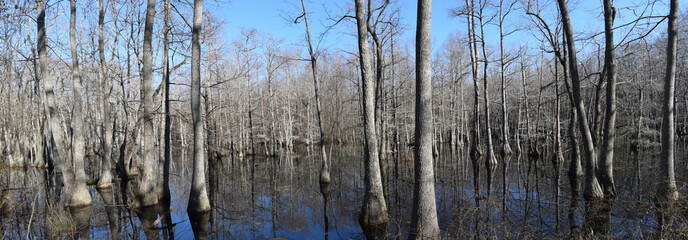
1,143,685,239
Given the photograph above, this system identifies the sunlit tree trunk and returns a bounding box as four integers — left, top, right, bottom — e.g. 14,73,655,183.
409,0,440,238
157,0,172,202
68,0,92,207
657,0,679,232
188,0,210,213
556,0,606,235
355,0,389,238
137,0,158,207
97,0,114,190
477,0,497,200
299,0,330,185
466,0,482,205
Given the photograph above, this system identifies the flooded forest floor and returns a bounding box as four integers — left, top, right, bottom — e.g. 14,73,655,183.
1,140,688,239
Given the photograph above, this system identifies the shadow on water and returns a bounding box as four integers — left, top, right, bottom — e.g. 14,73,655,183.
1,142,688,238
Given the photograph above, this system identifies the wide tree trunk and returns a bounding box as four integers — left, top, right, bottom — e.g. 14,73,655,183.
409,0,440,238
68,0,92,207
137,0,158,207
355,0,389,238
97,0,114,190
188,0,210,213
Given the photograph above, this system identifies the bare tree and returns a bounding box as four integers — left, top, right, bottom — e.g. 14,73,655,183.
355,0,389,238
188,0,210,213
97,0,114,190
598,0,617,199
409,0,440,238
657,0,679,232
136,0,158,207
157,0,172,202
298,0,330,185
67,0,92,207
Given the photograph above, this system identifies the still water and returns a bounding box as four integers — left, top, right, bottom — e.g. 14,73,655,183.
0,142,685,239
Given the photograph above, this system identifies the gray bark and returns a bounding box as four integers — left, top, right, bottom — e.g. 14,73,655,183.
598,0,617,199
68,0,92,207
658,0,679,204
137,0,158,207
409,0,440,238
38,0,67,176
157,0,172,202
188,0,210,213
355,0,389,238
299,0,330,185
556,0,604,202
97,0,114,190
478,1,498,198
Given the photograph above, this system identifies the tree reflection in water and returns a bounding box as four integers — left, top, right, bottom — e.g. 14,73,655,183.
0,143,685,238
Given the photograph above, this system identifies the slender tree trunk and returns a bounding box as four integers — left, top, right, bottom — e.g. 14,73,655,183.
598,0,617,199
498,0,512,157
137,0,158,207
188,0,210,213
299,0,330,185
556,0,603,202
68,0,92,207
478,2,498,200
556,0,605,235
409,0,440,238
657,0,679,232
552,56,564,231
466,0,482,205
355,0,389,238
97,0,114,190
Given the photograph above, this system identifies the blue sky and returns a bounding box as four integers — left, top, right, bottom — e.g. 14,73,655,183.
212,0,672,55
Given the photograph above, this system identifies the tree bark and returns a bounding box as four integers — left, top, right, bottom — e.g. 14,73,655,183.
657,0,679,230
598,0,617,199
355,0,389,238
157,0,172,202
188,0,210,213
555,0,604,202
137,0,158,207
409,0,440,238
299,0,330,186
97,0,114,190
68,0,92,207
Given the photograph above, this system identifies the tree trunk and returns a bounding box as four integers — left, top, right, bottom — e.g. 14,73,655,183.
598,0,617,199
137,0,158,207
188,0,210,213
657,0,679,232
156,0,172,202
299,0,330,186
556,0,603,202
355,0,389,238
409,0,440,238
97,0,114,190
498,0,512,157
478,2,498,200
556,0,605,235
466,0,482,205
68,0,92,207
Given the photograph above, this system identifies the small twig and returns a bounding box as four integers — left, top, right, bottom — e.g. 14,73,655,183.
26,186,40,240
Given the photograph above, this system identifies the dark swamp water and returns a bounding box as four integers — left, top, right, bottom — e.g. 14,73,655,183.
1,141,687,239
